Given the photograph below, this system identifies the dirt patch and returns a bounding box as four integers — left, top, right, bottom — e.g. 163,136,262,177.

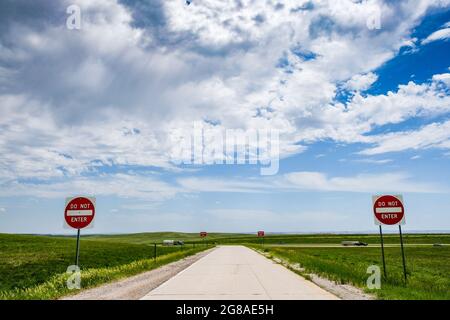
307,274,374,300
61,248,215,300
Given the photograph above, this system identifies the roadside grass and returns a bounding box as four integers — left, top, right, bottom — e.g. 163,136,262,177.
255,245,450,300
0,247,209,300
0,233,206,297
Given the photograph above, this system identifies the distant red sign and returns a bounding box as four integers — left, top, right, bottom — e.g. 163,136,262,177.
257,231,265,237
200,231,207,238
373,195,405,226
65,197,95,229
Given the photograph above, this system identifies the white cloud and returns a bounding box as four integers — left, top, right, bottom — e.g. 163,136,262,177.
360,119,450,155
177,170,446,194
0,207,5,213
292,77,450,144
344,72,378,91
283,171,445,193
0,173,180,200
432,72,450,87
354,158,393,164
422,25,450,44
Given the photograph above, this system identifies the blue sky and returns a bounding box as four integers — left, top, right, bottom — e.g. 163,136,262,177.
0,0,450,234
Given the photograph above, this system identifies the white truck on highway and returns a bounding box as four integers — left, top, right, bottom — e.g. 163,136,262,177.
163,240,184,246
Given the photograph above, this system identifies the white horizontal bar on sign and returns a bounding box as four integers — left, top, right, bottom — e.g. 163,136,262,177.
375,207,402,213
66,210,93,216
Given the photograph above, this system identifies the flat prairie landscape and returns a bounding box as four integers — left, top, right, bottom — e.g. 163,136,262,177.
0,232,448,300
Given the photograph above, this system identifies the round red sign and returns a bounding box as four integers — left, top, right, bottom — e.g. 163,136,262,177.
200,231,207,238
257,231,265,237
65,197,95,229
373,195,404,225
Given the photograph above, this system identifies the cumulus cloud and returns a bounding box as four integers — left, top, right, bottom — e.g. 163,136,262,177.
0,0,450,197
432,72,450,87
422,22,450,44
360,119,450,155
283,171,444,193
344,72,379,91
290,75,450,144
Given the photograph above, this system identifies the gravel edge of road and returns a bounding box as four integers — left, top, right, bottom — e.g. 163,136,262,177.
61,248,216,300
254,248,375,300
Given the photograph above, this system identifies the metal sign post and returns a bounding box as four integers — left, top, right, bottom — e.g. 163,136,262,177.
74,229,81,267
399,225,407,283
379,225,387,278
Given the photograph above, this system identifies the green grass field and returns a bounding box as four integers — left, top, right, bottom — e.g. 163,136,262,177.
0,233,210,299
258,245,450,300
1,232,448,300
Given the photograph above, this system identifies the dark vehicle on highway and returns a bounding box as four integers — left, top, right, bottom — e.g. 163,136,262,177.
341,241,368,246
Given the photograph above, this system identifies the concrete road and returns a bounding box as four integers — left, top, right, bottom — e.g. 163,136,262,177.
142,246,338,300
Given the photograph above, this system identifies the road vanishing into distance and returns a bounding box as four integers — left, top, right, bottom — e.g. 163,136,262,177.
142,246,338,300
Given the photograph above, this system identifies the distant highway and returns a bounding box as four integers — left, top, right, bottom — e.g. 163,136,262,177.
142,246,338,300
262,243,447,248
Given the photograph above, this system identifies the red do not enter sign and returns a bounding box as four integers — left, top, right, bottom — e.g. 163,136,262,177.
257,231,265,237
200,231,207,238
373,195,405,226
65,197,95,229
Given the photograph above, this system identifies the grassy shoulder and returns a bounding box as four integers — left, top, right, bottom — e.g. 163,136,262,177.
0,233,211,299
253,245,450,300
